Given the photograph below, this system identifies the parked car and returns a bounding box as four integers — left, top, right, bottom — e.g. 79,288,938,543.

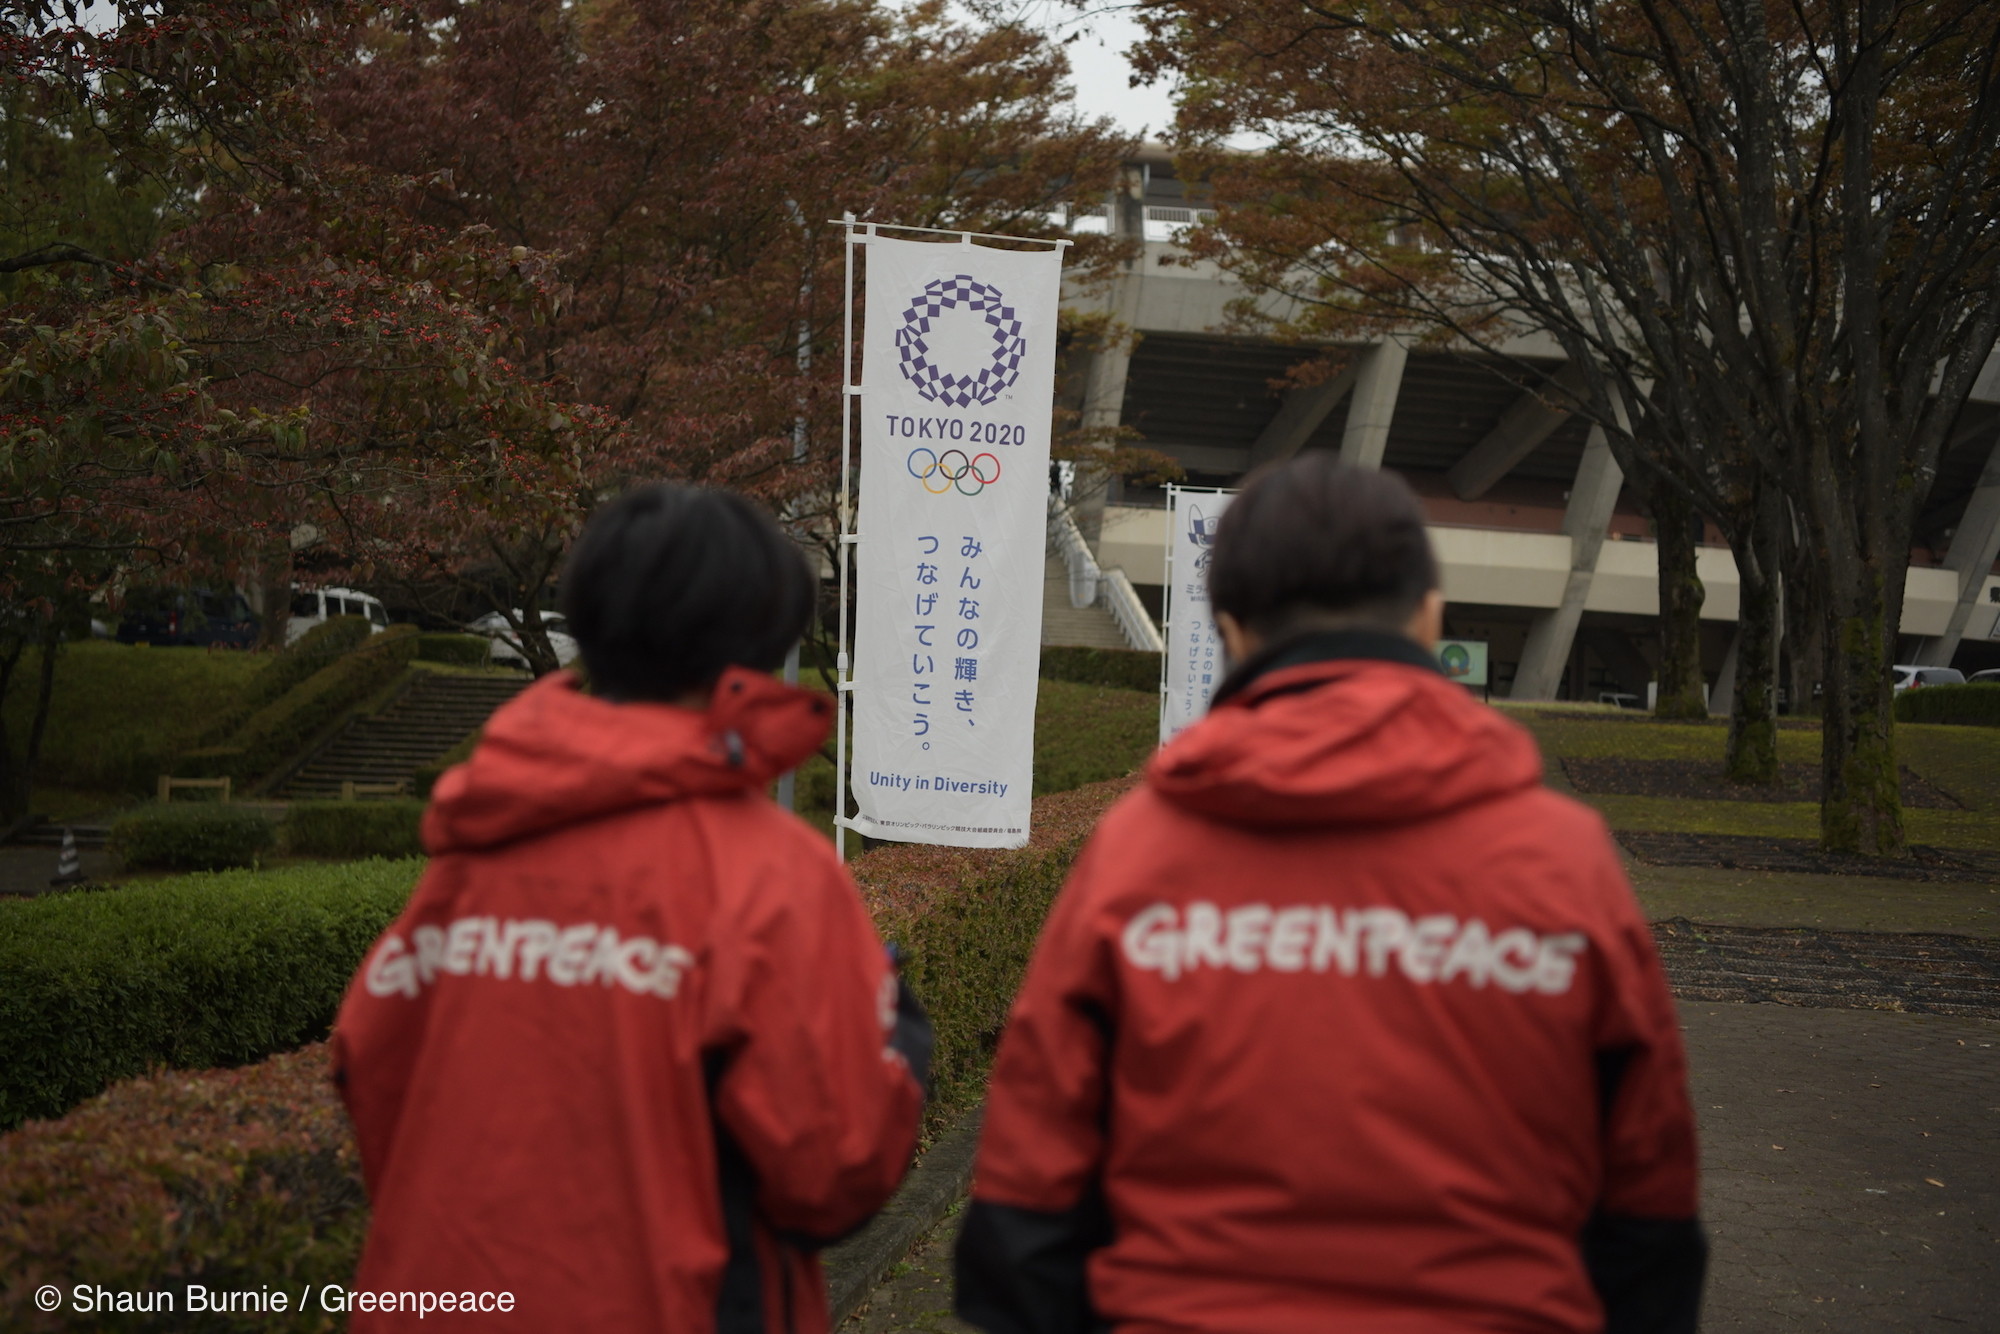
287,586,391,644
467,610,580,669
1967,668,2000,685
1891,664,1966,691
1595,690,1642,709
116,587,260,649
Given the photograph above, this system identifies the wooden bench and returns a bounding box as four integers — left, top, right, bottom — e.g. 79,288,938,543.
157,776,232,804
340,780,410,801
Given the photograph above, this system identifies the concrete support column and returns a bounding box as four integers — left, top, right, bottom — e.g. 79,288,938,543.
1915,434,2000,666
1072,176,1147,547
1509,424,1626,700
1709,629,1741,717
1447,361,1588,500
1248,361,1360,467
1338,340,1409,469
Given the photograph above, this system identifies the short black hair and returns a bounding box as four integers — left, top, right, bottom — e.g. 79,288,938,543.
1207,455,1438,635
559,483,815,702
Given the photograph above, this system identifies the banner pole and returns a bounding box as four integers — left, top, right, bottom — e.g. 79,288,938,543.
1159,484,1177,742
835,214,860,861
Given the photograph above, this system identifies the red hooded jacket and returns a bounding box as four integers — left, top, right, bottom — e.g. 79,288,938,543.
332,669,928,1333
956,635,1702,1334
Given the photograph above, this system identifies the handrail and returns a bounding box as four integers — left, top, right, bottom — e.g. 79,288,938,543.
1101,566,1166,653
1046,491,1100,609
1046,491,1165,653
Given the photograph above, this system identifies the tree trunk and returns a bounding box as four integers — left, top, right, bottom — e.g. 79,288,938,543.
0,635,25,822
1724,488,1782,785
1781,514,1823,719
25,616,60,798
1818,552,1908,855
1651,484,1708,719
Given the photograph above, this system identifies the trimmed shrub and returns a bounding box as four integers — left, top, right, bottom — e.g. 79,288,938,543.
179,625,419,788
0,1044,365,1333
415,632,494,666
285,799,426,859
107,802,277,872
1895,682,2000,727
0,858,422,1131
852,775,1138,1135
1040,644,1162,693
246,616,376,708
0,782,1137,1322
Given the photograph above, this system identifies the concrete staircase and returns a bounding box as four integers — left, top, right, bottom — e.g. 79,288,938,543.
1041,556,1133,650
279,672,526,800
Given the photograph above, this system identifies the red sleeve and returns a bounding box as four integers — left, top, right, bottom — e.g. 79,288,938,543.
970,838,1117,1211
1589,846,1701,1220
705,848,926,1239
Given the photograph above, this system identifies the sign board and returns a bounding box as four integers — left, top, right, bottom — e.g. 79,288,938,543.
1437,639,1489,687
1159,486,1235,741
847,236,1062,849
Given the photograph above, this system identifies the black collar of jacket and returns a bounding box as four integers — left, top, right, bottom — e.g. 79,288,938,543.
1209,627,1443,709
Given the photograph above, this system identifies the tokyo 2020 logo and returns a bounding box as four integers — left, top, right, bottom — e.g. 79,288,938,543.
894,275,1026,408
908,448,1001,496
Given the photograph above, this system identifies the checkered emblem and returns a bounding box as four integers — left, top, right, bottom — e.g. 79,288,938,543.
894,275,1026,408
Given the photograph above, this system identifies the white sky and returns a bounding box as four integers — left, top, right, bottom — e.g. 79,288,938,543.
1008,1,1179,141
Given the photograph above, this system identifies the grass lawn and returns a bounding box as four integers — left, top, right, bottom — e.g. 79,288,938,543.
4,642,268,807
1506,706,2000,853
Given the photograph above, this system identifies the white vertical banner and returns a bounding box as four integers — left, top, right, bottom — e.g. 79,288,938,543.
849,235,1062,848
1160,486,1235,741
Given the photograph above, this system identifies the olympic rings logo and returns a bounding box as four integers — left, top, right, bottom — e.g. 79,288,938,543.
907,448,1002,496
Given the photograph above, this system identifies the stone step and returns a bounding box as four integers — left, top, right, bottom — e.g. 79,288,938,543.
276,673,526,800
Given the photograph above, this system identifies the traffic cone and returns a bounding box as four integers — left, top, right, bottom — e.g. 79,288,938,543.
50,827,85,887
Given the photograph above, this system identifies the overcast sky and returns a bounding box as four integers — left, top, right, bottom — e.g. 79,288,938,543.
1013,1,1179,141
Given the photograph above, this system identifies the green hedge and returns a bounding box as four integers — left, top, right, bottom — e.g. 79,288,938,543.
1,1045,366,1333
1040,644,1162,693
0,858,422,1132
248,616,376,708
414,632,494,666
852,776,1136,1135
0,781,1137,1325
1895,682,2000,727
187,617,379,748
108,803,277,872
285,799,426,859
178,625,419,788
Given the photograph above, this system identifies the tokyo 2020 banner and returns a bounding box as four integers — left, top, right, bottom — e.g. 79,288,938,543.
1160,487,1235,742
850,236,1061,849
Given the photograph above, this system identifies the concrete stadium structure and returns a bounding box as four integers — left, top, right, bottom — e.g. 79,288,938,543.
1048,148,2000,702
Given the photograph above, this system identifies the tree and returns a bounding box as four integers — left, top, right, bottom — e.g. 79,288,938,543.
1137,0,2000,852
315,0,1134,658
2,0,610,800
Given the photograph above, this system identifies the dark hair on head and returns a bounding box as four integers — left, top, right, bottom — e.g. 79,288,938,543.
559,483,815,702
1207,455,1438,637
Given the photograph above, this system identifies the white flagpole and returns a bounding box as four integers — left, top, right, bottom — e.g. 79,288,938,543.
836,214,862,860
833,219,1071,856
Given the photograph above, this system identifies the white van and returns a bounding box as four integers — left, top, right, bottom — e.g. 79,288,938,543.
288,586,390,644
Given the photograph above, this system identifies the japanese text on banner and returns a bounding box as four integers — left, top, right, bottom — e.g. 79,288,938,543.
850,236,1061,849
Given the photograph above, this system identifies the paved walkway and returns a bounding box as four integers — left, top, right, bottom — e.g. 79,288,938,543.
845,999,2000,1331
0,844,115,898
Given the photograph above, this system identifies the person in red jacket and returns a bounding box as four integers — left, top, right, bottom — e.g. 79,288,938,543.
956,457,1703,1334
333,484,931,1333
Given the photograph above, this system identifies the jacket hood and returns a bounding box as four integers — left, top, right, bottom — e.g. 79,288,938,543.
423,666,833,854
1148,652,1544,829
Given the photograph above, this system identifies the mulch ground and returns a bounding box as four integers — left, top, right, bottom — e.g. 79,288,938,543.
1565,757,1964,808
1652,917,2000,1020
1619,831,2000,882
1524,709,1822,730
